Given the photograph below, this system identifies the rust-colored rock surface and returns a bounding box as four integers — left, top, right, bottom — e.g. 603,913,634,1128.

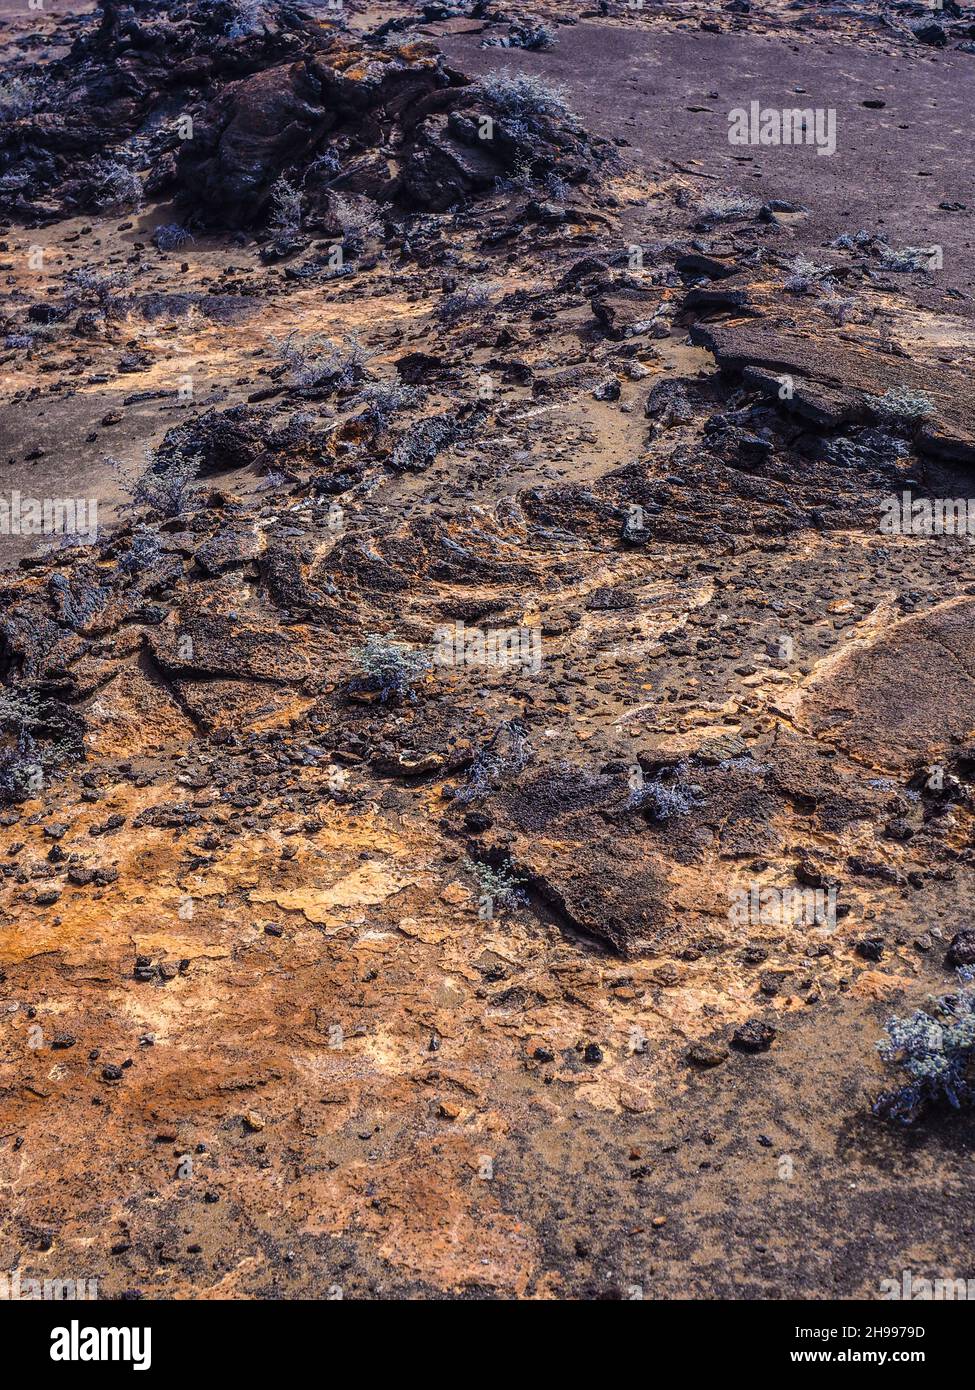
2,0,975,1305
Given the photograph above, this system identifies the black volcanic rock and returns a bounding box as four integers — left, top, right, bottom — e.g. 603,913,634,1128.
175,59,341,227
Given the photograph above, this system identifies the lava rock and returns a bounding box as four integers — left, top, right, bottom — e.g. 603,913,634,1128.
687,1041,729,1068
731,1020,776,1053
946,929,975,967
855,935,885,962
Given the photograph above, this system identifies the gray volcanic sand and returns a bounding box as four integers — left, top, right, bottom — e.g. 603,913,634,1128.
444,19,975,300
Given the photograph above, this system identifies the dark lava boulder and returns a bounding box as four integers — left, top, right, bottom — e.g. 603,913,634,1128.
732,1020,776,1053
0,0,318,220
175,59,338,226
946,930,975,968
394,104,503,211
157,405,269,477
174,42,609,227
2,1,610,228
173,44,460,226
